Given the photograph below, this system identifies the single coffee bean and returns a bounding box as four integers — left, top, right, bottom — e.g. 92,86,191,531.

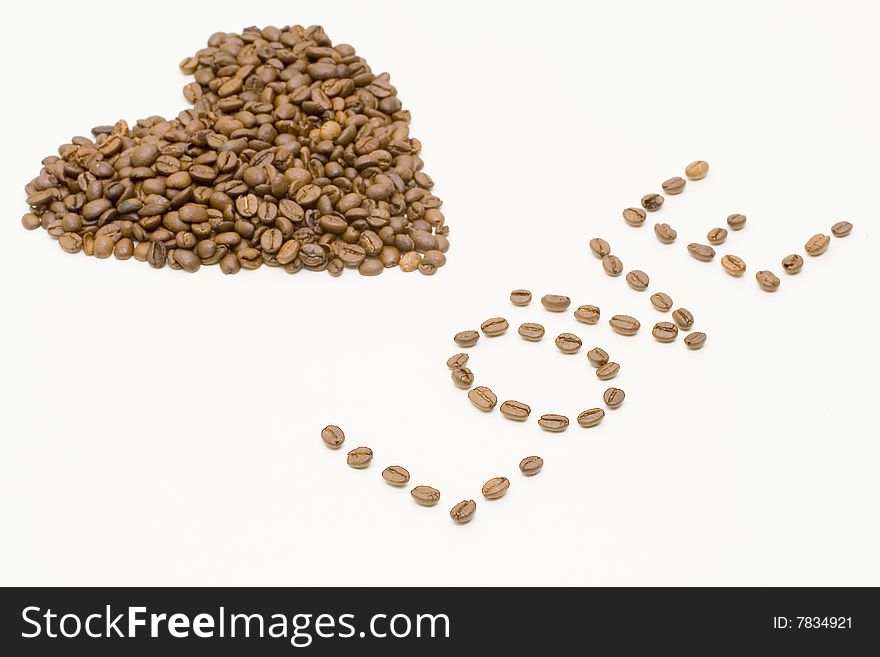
641,193,664,212
781,254,804,275
596,362,620,380
555,333,583,354
721,254,747,277
510,289,532,306
538,414,569,432
481,317,509,337
451,367,475,389
482,477,510,500
805,233,830,256
93,235,114,259
587,347,609,367
58,233,83,254
727,213,747,230
577,408,605,428
756,270,781,292
602,255,623,276
626,270,650,291
671,308,694,330
684,332,707,350
500,400,531,421
652,321,679,343
831,221,853,237
447,353,469,369
114,238,134,260
654,223,677,244
518,322,545,341
519,455,543,476
450,499,477,524
662,176,686,195
574,305,601,324
609,314,640,336
623,207,646,226
589,237,611,257
541,294,571,311
685,160,709,180
22,213,41,230
454,330,480,347
399,251,421,272
382,465,411,486
321,425,345,449
411,485,441,506
359,258,384,276
688,243,716,262
468,386,497,411
650,292,673,312
347,446,373,469
707,227,728,245
603,387,625,409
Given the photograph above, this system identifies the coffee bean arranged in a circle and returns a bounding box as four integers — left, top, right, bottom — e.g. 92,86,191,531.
347,447,374,469
831,221,853,237
450,499,477,524
662,177,686,195
603,387,626,409
602,255,624,276
671,308,694,331
626,270,650,291
781,254,804,275
652,321,679,343
468,386,498,411
519,456,544,476
727,213,747,230
500,400,532,421
510,289,532,306
411,486,441,506
555,333,583,354
454,330,480,347
589,237,612,258
596,362,620,380
805,233,830,256
574,305,601,324
684,332,707,350
481,317,509,337
623,207,647,226
482,477,510,500
685,160,709,180
688,243,716,262
382,466,411,486
650,292,673,312
541,294,571,312
587,347,610,367
756,270,781,292
654,223,678,244
707,227,728,245
609,314,641,336
577,408,606,428
538,414,570,432
721,254,747,277
321,425,345,449
447,353,469,369
451,367,475,389
518,322,546,341
641,193,665,212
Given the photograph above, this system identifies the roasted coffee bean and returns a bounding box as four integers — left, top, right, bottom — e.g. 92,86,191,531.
654,223,677,244
555,333,583,354
609,314,640,336
500,400,531,421
622,207,646,226
641,193,664,212
538,414,569,432
707,227,728,245
454,330,480,347
93,235,114,259
684,332,707,350
382,465,411,486
688,243,715,262
468,386,497,411
727,213,747,230
359,258,384,276
321,425,345,449
650,292,673,312
175,249,200,273
411,485,441,506
22,213,41,230
450,499,476,524
685,160,709,180
482,477,510,500
451,367,475,389
399,251,421,272
781,254,804,275
148,240,167,269
596,361,620,380
756,270,780,292
447,353,469,369
602,255,623,276
626,270,650,291
577,408,605,428
603,387,625,409
541,294,571,312
721,254,746,277
58,233,83,254
573,305,600,324
510,289,532,306
805,233,830,256
418,261,437,275
671,308,694,330
589,237,611,257
347,446,373,469
518,322,545,341
652,321,679,343
831,221,853,237
519,455,543,476
587,347,609,367
662,176,686,195
481,317,509,337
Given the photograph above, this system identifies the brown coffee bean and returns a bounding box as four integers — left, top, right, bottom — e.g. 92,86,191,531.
555,333,583,354
671,308,694,330
346,446,373,469
418,261,438,275
500,400,531,421
22,213,41,230
831,221,852,237
688,243,715,262
481,317,509,337
684,332,707,350
148,240,167,269
626,270,650,291
174,249,201,273
359,258,384,276
133,241,151,262
510,289,532,306
321,425,345,449
519,455,543,476
641,193,664,212
411,485,441,506
654,223,677,244
652,321,679,343
451,367,475,389
589,237,611,257
587,347,609,367
805,233,830,256
518,322,545,341
603,387,625,408
454,330,480,347
450,499,476,524
707,227,728,245
727,213,747,230
577,408,605,428
721,254,746,277
219,252,241,275
685,160,709,180
541,294,571,311
382,465,411,486
447,353,469,369
573,305,600,324
468,386,497,411
622,207,647,226
650,292,673,312
756,270,780,292
602,255,623,276
93,235,114,259
609,314,640,336
482,477,510,500
596,362,620,380
58,233,83,254
781,254,804,275
662,176,686,195
113,238,134,260
399,251,421,272
538,414,569,432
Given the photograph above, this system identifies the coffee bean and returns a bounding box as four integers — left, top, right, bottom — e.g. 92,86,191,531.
411,485,441,506
602,255,624,276
650,292,673,312
596,361,620,380
805,233,830,256
219,253,241,275
399,251,421,272
347,446,373,469
589,237,611,257
22,213,41,230
662,176,686,195
321,425,345,449
114,238,134,260
518,322,545,341
685,160,709,180
622,207,647,226
684,332,707,350
831,221,852,237
510,289,532,306
688,243,715,262
93,235,114,259
652,321,679,342
481,317,509,337
482,477,510,500
382,465,411,486
577,408,605,428
555,333,583,354
626,270,650,291
451,367,475,389
450,499,477,524
671,308,694,330
781,254,804,275
654,223,677,244
727,213,747,230
707,227,728,245
720,254,746,277
175,249,200,273
756,270,780,292
541,294,571,312
519,455,543,476
603,387,625,409
587,347,609,367
148,240,167,269
573,305,601,324
641,193,664,212
454,330,480,347
58,233,83,254
359,258,384,276
468,386,497,411
609,314,640,336
500,400,531,421
447,353,469,369
538,414,569,432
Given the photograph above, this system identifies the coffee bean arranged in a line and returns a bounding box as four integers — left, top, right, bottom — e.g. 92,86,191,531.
805,233,830,256
447,353,469,369
781,254,804,275
650,292,673,312
500,400,531,421
518,322,545,341
707,227,728,245
641,193,664,212
382,465,411,486
589,237,611,257
454,330,480,347
721,254,747,277
831,221,852,237
541,294,571,312
602,255,624,276
587,347,610,367
411,485,441,506
654,223,677,244
688,243,716,262
603,387,626,409
468,386,497,411
623,208,647,227
577,408,605,428
662,177,686,195
574,305,601,324
756,270,780,292
652,322,679,343
451,367,474,389
671,308,694,331
450,499,476,524
609,314,640,336
510,289,532,306
555,333,583,354
321,425,346,448
519,456,543,476
685,160,709,180
347,446,373,468
538,414,570,432
482,477,510,500
685,332,707,350
626,270,650,291
596,362,620,380
481,317,509,337
727,213,747,231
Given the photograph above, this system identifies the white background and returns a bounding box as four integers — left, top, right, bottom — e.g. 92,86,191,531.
1,0,878,586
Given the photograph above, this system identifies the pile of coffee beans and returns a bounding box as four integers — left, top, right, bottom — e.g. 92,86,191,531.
21,25,448,276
